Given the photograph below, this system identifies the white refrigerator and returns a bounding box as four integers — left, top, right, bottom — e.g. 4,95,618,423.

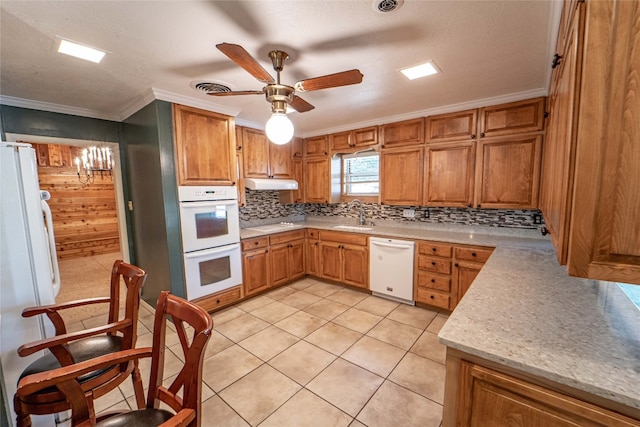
1,141,61,426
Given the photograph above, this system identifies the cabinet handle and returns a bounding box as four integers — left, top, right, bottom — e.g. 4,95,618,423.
471,252,476,257
431,261,436,266
477,204,481,208
551,53,563,69
429,295,435,300
431,279,435,283
455,263,459,267
255,242,259,245
324,151,328,155
216,299,221,304
237,146,242,150
467,203,472,208
470,134,476,139
480,133,485,138
431,247,437,252
541,226,550,236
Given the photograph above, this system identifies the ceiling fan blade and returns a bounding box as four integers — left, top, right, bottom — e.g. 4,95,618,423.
207,90,264,96
289,96,315,113
216,43,275,84
294,69,363,92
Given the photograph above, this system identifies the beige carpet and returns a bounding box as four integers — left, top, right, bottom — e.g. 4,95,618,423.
56,252,125,325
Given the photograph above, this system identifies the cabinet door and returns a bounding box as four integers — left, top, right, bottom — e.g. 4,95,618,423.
304,157,330,203
306,238,320,277
342,244,368,289
475,135,542,209
279,158,304,204
291,137,304,158
242,128,270,178
330,131,352,151
304,136,329,157
269,142,293,179
380,146,424,206
478,97,545,138
243,249,270,296
319,242,342,281
270,243,290,287
424,142,475,207
173,104,236,186
453,261,482,305
353,126,378,148
289,239,306,280
426,109,478,143
380,118,424,148
539,6,582,265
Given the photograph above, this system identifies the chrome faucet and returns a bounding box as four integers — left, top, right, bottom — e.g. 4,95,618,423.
349,199,366,226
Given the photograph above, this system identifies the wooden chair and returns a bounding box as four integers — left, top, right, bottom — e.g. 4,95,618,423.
16,291,214,427
13,260,148,427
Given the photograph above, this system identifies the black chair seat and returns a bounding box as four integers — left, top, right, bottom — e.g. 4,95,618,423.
19,335,123,388
96,408,174,426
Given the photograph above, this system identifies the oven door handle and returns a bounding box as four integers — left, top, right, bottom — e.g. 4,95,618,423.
180,200,238,209
184,243,240,259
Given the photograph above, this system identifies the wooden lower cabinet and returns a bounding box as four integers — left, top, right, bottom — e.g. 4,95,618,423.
242,247,270,297
192,286,242,312
305,229,321,276
318,231,369,289
445,355,640,427
270,239,305,287
415,241,493,310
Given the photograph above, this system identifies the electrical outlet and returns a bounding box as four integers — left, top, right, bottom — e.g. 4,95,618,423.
533,213,542,224
402,209,415,218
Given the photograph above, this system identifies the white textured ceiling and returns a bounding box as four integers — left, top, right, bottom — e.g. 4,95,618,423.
0,1,559,136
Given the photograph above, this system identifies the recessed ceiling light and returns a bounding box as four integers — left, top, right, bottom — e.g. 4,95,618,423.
57,39,106,63
400,61,440,80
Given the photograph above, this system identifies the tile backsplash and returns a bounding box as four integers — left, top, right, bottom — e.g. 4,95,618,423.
239,189,544,229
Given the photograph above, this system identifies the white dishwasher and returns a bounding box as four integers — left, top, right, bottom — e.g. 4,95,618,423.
369,237,415,304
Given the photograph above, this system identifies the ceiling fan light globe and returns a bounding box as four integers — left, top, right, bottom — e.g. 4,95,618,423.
266,113,294,145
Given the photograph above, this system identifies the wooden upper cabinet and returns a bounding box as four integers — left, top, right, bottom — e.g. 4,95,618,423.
291,137,304,158
424,142,475,208
426,109,478,143
304,157,330,203
475,134,542,209
242,127,292,179
380,146,424,206
279,158,304,204
330,126,378,151
479,97,545,138
304,135,329,157
380,118,424,148
173,104,236,186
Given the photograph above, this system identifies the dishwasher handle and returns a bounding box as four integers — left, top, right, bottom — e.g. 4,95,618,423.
370,240,413,250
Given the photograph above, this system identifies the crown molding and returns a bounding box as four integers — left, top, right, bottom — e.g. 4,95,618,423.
150,88,241,117
0,95,120,121
300,87,549,138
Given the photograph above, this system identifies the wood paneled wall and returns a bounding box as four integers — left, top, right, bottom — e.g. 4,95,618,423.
32,143,120,260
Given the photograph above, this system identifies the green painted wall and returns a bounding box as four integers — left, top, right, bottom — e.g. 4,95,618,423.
121,100,184,304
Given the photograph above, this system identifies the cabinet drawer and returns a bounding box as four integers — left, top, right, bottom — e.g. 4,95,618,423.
418,256,452,274
242,236,269,251
319,230,368,246
416,272,451,292
306,229,320,240
455,246,494,263
269,230,305,245
193,286,242,312
416,288,450,310
418,242,453,258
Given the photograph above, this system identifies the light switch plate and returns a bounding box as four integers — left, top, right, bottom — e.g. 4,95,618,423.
403,209,415,218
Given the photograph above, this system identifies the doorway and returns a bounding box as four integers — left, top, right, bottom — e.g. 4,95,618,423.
5,134,130,325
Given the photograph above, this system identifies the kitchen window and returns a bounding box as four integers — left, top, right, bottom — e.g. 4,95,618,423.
342,152,379,197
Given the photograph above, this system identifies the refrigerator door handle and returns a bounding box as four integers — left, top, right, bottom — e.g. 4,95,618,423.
41,199,61,297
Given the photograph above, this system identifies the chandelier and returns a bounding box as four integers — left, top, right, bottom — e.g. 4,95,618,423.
75,146,113,184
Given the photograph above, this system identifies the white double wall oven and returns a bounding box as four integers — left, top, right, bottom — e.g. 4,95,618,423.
178,186,242,301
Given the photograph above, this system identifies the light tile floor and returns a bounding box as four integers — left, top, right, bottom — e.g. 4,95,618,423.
67,277,449,427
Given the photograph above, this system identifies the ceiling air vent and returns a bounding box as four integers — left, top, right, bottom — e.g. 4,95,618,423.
373,0,404,13
191,81,232,95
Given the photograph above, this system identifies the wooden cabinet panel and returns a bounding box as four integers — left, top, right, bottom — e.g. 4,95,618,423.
454,246,493,263
306,238,320,277
242,127,293,179
173,104,236,186
319,230,368,246
415,288,450,310
342,244,368,289
380,146,424,206
279,158,304,204
304,157,330,203
242,249,270,296
291,137,304,158
416,272,451,292
193,285,242,312
424,142,475,207
289,240,305,280
453,261,483,303
380,118,424,148
270,244,290,287
353,126,378,147
304,135,329,157
319,242,342,281
269,230,305,245
241,236,269,251
479,97,545,138
418,256,452,275
475,135,542,209
330,131,351,151
456,361,640,427
426,109,478,143
269,142,293,179
418,242,453,258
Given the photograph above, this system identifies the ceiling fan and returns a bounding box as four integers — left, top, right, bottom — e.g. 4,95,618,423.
211,43,364,144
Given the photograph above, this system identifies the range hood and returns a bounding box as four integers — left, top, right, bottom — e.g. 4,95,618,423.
244,178,298,191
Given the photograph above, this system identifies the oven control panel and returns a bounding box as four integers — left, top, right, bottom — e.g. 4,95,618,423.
178,186,238,202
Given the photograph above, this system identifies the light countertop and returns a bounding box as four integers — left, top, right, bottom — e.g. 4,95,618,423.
240,217,640,412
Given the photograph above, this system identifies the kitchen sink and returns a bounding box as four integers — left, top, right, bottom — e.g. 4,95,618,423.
332,225,374,231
